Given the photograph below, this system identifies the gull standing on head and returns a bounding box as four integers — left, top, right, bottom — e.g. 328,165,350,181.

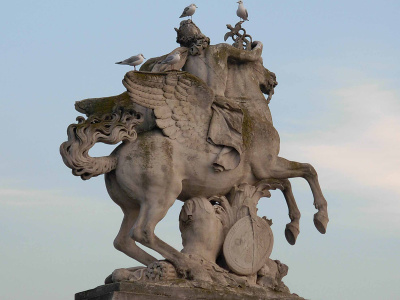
236,1,249,22
180,4,198,20
160,51,181,70
115,54,146,71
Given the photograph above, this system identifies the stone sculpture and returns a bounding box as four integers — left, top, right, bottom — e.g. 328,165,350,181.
61,19,329,299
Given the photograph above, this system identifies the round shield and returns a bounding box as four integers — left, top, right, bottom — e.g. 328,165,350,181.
223,215,273,275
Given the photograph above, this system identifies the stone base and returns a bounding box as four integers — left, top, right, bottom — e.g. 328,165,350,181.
75,281,304,300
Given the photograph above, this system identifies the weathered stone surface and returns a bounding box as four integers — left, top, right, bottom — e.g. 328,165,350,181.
75,281,304,300
61,16,329,299
223,215,273,275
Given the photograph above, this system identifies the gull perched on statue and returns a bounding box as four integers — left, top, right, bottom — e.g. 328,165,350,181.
237,1,249,21
115,54,146,70
160,51,181,70
180,3,198,20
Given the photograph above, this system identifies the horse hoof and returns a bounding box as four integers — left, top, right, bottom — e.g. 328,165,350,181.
285,223,299,245
314,211,329,234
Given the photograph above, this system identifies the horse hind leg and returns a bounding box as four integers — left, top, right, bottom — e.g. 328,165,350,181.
113,205,157,265
270,157,329,234
105,172,157,266
129,187,212,282
105,205,158,283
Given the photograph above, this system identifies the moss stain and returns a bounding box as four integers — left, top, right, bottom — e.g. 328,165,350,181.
241,106,253,149
76,92,132,116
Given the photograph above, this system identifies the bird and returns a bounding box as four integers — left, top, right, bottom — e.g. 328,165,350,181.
236,1,249,22
160,51,181,70
115,54,145,71
180,4,198,20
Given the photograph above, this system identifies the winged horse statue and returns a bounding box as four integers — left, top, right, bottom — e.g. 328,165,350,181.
60,21,329,280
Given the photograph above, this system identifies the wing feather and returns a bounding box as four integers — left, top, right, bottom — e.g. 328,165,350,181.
174,91,187,102
128,88,165,102
178,78,192,87
125,74,165,89
165,77,178,86
175,85,188,96
162,85,176,93
156,118,176,129
123,71,214,149
125,80,164,95
154,106,172,118
165,99,180,109
163,126,180,139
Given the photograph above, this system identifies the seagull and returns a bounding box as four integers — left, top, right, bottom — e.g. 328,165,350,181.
236,1,249,22
180,4,198,20
160,51,181,70
115,53,145,71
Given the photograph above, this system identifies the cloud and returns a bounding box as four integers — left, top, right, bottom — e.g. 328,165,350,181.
283,83,400,193
279,82,400,234
0,188,89,207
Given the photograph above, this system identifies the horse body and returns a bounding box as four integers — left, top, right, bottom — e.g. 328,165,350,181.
107,92,280,204
61,70,329,277
101,96,327,275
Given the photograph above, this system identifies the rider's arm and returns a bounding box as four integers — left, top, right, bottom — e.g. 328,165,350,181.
221,41,263,62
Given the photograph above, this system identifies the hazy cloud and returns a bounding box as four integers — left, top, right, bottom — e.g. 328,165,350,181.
308,84,399,193
280,83,400,233
0,188,89,207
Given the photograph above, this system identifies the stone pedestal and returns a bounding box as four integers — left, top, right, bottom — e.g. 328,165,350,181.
75,281,304,300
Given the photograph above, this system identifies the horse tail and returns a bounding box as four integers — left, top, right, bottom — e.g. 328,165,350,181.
60,108,142,180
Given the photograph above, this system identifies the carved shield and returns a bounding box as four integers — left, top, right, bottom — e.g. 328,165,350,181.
223,215,273,275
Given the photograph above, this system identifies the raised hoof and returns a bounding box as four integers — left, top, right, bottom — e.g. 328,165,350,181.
285,223,299,245
314,211,329,234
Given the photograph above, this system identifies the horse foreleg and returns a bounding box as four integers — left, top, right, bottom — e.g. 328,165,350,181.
270,157,329,234
278,179,301,245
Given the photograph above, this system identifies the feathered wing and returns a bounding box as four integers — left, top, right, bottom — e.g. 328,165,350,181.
180,6,189,17
122,71,214,149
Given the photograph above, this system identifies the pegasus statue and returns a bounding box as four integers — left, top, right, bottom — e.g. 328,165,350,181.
60,20,329,288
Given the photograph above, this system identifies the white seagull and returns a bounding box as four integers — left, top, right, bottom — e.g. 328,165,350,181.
115,53,146,70
160,51,181,70
236,1,249,22
180,4,198,20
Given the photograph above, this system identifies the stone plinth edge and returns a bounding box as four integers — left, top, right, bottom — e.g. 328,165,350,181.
75,281,305,300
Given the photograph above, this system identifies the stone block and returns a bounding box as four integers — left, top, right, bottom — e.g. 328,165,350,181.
75,281,304,300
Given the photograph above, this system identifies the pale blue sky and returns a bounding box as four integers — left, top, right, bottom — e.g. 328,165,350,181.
1,1,399,299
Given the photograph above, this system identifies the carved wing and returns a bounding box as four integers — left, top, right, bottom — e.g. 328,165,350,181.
122,71,214,149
